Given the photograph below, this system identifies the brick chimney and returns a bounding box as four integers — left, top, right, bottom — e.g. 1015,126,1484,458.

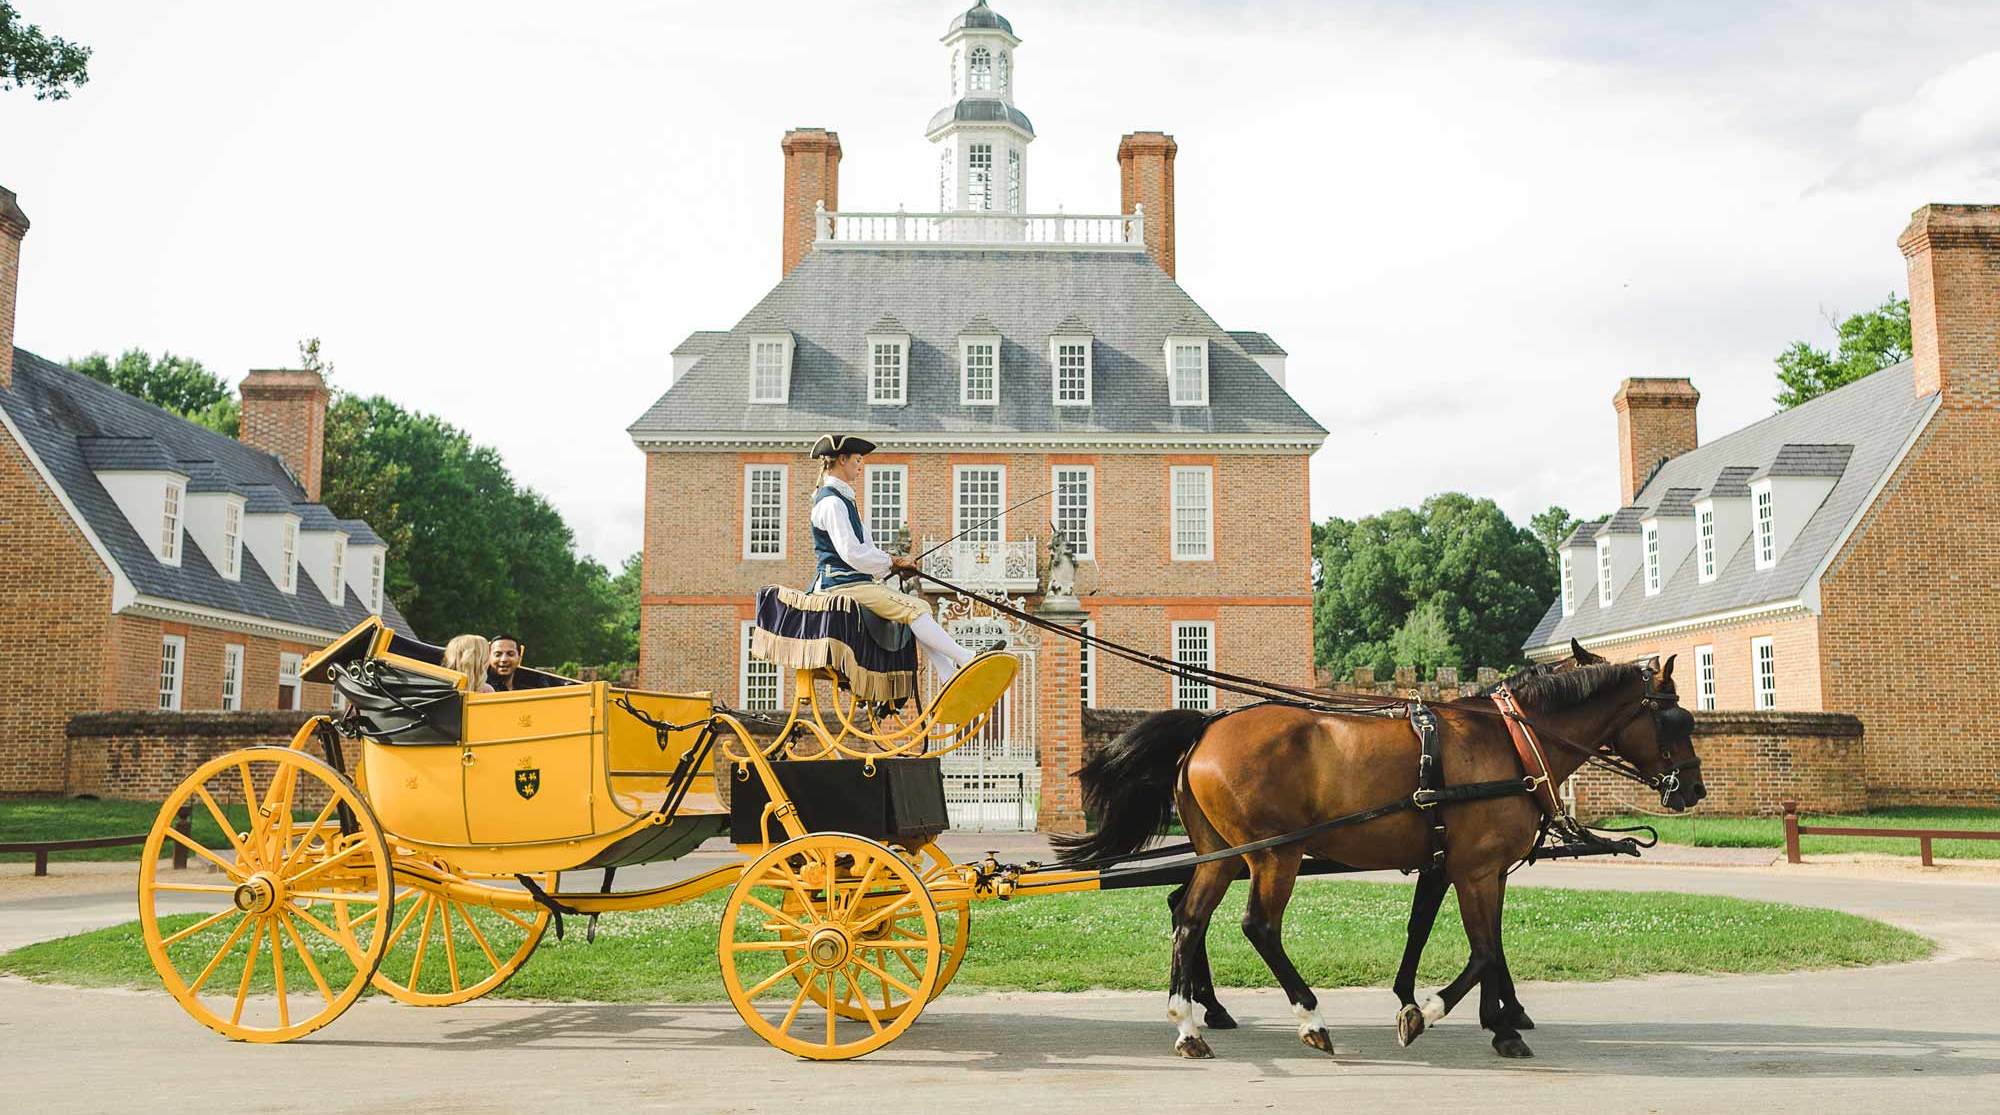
1612,377,1699,506
239,370,331,501
0,186,27,390
1899,204,2000,410
1118,131,1178,278
781,128,841,278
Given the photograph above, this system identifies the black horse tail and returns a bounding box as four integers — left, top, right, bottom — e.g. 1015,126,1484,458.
1050,708,1214,868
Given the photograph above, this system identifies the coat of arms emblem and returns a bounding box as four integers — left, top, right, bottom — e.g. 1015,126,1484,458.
514,759,540,800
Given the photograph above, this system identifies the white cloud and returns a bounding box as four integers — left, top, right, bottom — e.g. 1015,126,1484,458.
1820,49,2000,190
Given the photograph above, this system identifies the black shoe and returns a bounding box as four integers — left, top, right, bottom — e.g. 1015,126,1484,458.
965,639,1009,656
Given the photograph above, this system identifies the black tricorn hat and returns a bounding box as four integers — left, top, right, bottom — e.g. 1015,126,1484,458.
809,433,878,459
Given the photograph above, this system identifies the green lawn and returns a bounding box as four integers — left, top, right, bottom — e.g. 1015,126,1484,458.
1601,807,2000,861
0,797,253,864
0,880,1931,1002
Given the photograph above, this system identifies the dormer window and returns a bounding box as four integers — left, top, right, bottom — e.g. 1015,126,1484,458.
1166,337,1209,406
370,552,385,614
1643,522,1662,595
748,334,793,404
1697,505,1716,583
221,501,242,579
867,329,908,405
280,520,298,592
1754,484,1776,570
1559,551,1575,616
1596,537,1614,607
160,482,184,563
969,45,992,91
960,328,999,405
330,536,347,601
1051,334,1091,405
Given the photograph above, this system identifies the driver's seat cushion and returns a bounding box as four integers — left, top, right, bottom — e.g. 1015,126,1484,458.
750,586,917,703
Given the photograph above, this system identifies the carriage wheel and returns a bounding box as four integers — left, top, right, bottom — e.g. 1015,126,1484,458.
720,833,942,1059
336,860,552,1007
785,876,969,1020
137,747,393,1043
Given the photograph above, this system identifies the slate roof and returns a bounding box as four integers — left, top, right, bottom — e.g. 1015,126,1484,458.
339,519,386,547
78,435,181,472
1525,364,1936,651
946,1,1014,36
1755,443,1854,479
629,247,1326,445
1227,331,1287,356
1603,506,1649,534
1561,518,1605,549
925,99,1035,138
0,349,414,639
670,331,729,357
1650,487,1703,519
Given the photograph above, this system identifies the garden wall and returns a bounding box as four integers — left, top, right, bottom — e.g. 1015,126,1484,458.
64,711,326,801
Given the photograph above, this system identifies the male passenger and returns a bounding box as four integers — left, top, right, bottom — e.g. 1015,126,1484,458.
486,634,554,691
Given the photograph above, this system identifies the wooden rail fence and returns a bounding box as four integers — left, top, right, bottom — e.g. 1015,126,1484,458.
1781,800,2000,866
0,804,196,877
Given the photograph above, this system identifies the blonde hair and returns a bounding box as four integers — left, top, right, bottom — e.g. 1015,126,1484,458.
443,634,492,691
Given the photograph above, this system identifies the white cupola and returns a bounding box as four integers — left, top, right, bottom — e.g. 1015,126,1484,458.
929,1,1032,216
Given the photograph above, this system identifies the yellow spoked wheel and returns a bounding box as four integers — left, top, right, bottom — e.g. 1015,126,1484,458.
138,747,393,1043
337,861,552,1007
720,833,942,1060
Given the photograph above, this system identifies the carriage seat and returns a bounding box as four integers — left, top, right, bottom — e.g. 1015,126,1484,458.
750,585,917,705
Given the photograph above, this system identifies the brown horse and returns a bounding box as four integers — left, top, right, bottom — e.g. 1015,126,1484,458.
1054,656,1704,1059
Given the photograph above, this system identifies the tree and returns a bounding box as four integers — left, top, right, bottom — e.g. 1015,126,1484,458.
68,349,239,436
1,2,90,100
1313,493,1556,678
1528,506,1581,567
1388,601,1457,675
1774,294,1911,409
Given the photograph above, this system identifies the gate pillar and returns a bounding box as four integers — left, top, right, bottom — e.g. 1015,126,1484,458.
1034,600,1087,834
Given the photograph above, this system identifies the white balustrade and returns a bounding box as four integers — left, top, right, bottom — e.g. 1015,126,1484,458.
918,536,1041,591
814,204,1145,251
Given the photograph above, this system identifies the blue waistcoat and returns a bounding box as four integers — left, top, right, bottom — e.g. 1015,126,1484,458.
810,485,875,591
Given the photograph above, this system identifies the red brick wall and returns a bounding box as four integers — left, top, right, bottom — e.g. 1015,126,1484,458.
1563,611,1824,712
1612,378,1699,507
0,192,22,390
1570,710,1865,818
237,370,329,502
63,711,338,802
1118,132,1177,279
781,129,841,278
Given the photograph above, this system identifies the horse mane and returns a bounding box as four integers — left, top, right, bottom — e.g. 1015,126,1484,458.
1501,661,1643,711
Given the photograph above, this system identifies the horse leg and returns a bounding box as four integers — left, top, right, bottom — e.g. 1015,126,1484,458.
1488,876,1533,1032
1240,848,1335,1055
1412,870,1502,1038
1393,867,1450,1047
1451,872,1532,1058
1165,883,1235,1030
1167,860,1234,1058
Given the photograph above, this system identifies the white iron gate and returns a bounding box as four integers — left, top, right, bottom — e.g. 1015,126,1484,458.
933,593,1040,831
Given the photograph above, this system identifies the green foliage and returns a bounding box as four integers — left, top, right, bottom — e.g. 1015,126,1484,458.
67,349,239,436
1313,493,1556,677
1774,294,1912,409
1528,505,1582,565
0,1,89,100
1387,601,1458,676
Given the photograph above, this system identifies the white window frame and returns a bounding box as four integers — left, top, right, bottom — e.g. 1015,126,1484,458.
279,652,303,711
221,644,244,712
1751,636,1776,710
1079,618,1095,708
867,334,908,406
220,500,242,580
954,465,1006,543
330,536,347,602
1170,466,1214,561
865,464,907,548
1643,522,1662,595
160,481,184,564
370,552,385,614
748,334,793,404
1753,482,1776,570
1052,465,1095,559
959,334,999,405
280,519,298,593
968,45,992,92
1596,537,1614,607
743,464,788,560
1694,644,1715,711
158,635,185,711
1051,335,1092,406
1697,504,1717,584
1172,621,1215,711
740,621,782,712
967,142,994,210
1559,551,1575,616
1165,336,1209,406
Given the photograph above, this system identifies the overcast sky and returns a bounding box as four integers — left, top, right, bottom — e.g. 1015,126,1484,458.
7,1,1999,565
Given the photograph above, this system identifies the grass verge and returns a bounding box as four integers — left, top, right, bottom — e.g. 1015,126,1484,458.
0,880,1931,1002
0,797,254,864
1601,807,2000,860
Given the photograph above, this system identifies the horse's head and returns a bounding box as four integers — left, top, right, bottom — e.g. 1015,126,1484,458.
1605,656,1706,811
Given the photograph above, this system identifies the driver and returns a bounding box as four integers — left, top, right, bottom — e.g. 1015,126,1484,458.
807,433,980,684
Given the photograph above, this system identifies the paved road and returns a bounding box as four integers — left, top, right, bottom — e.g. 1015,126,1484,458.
3,843,1998,1113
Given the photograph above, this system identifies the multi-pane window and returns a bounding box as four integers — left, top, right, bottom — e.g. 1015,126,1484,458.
161,483,183,561
961,339,997,403
158,636,184,711
330,536,347,600
1755,489,1775,568
1079,619,1095,708
1007,147,1022,212
744,465,786,558
1643,523,1661,595
1752,636,1776,710
278,652,303,711
1596,538,1614,607
280,521,298,592
1698,508,1716,582
1173,621,1215,711
969,45,992,91
221,644,244,712
955,467,1004,542
1695,644,1716,711
1559,551,1575,616
870,340,906,404
1053,340,1090,404
866,465,907,546
370,552,385,613
967,143,994,211
1171,466,1212,560
221,501,241,578
997,50,1010,93
750,339,789,403
1170,342,1207,405
1053,466,1093,558
741,622,780,711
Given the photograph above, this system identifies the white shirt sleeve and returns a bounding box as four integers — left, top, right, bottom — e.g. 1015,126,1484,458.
812,495,893,576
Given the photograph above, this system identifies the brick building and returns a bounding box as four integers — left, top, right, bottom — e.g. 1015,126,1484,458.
1523,203,2000,808
0,185,414,794
629,2,1325,725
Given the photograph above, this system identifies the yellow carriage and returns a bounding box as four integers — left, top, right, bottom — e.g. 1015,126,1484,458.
135,615,1023,1059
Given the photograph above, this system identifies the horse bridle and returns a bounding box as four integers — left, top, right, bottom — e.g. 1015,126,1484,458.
1499,663,1700,799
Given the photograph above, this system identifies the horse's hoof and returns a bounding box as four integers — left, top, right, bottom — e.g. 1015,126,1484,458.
1204,1006,1238,1030
1493,1035,1534,1059
1176,1035,1214,1059
1395,1004,1426,1048
1300,1027,1336,1056
1511,1011,1535,1031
